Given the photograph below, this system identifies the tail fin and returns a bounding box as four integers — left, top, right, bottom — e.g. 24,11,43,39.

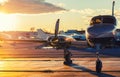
37,29,52,40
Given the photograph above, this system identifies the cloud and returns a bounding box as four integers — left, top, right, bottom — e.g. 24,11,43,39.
51,2,66,8
69,8,120,26
0,0,66,14
70,8,120,17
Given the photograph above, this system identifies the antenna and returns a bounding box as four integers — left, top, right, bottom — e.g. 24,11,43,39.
112,1,115,16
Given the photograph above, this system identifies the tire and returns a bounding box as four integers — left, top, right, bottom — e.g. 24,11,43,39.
63,60,72,65
96,59,102,73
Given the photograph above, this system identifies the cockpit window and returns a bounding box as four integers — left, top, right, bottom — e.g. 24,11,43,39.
96,19,102,23
90,18,102,25
90,16,116,26
102,18,114,24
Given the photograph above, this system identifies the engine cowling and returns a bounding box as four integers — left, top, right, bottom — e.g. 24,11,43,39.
47,36,71,49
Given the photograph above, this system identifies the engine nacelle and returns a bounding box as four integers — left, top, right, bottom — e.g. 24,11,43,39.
47,36,71,49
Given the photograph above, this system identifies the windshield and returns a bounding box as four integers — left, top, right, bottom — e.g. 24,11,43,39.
90,16,116,25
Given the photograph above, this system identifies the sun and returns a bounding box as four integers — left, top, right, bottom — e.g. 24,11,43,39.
0,0,8,4
0,13,17,31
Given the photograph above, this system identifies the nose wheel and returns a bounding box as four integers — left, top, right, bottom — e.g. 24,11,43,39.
96,58,102,73
96,52,102,73
95,44,103,73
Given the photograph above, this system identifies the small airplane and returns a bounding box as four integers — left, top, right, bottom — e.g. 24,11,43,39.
86,1,116,48
86,15,117,48
85,1,118,73
0,1,117,73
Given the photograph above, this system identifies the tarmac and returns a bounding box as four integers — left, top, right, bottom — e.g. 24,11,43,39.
0,42,120,77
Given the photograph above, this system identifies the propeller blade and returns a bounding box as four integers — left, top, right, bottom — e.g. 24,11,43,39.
55,19,60,38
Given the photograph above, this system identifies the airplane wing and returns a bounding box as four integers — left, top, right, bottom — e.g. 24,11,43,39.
3,39,47,43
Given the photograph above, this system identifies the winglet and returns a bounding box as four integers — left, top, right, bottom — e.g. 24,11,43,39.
55,19,60,38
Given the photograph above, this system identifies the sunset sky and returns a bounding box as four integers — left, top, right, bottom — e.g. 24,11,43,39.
0,0,120,32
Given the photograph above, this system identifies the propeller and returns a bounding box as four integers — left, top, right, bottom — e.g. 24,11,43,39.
48,19,60,46
48,19,71,48
55,19,60,38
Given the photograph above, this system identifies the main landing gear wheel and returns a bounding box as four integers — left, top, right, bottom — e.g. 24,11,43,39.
64,60,72,65
63,49,72,65
95,44,103,73
96,59,102,73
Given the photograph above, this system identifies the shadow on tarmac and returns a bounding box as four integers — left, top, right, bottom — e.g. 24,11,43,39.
69,63,115,77
70,46,120,57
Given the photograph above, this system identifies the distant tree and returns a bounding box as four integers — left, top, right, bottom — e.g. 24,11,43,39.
30,27,35,32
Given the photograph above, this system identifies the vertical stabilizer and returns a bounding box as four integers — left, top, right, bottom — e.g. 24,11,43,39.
37,29,52,40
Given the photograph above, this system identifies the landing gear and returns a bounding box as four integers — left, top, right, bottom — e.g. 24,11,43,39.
57,39,73,65
96,52,102,73
95,44,103,73
63,47,72,65
96,58,102,73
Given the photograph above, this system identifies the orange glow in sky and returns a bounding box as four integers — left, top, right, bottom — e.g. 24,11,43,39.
0,13,17,31
0,0,120,32
0,0,8,5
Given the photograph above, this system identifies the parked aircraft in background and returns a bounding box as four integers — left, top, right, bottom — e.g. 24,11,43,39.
36,29,52,41
0,33,12,41
68,33,86,41
61,30,86,41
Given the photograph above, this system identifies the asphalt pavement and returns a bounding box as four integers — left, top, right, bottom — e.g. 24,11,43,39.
0,42,120,77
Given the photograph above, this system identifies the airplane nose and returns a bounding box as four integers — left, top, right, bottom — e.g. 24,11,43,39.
87,24,115,37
